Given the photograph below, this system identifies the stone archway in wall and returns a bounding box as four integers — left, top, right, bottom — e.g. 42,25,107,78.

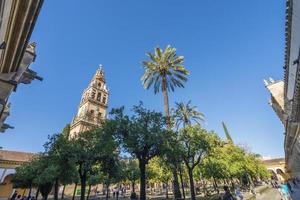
268,169,278,180
0,174,28,199
0,174,14,198
262,158,288,181
0,150,36,199
276,168,289,181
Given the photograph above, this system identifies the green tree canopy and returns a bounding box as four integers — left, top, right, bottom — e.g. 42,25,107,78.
178,125,216,200
110,103,166,200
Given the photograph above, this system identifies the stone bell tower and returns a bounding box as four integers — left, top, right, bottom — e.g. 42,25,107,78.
69,65,109,138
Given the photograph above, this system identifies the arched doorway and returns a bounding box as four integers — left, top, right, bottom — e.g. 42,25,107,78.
0,174,14,198
276,168,284,175
268,169,278,180
276,168,288,180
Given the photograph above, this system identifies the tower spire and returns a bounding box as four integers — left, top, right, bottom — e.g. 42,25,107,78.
69,65,109,138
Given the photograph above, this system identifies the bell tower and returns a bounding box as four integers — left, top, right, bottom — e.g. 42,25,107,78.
69,65,109,138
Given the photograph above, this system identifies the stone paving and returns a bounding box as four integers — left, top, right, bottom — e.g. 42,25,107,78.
254,187,281,200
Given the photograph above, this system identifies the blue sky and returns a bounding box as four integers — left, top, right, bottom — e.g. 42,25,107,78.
1,1,285,157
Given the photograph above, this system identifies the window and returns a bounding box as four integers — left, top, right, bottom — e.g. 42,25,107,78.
98,82,101,87
91,92,95,99
97,92,101,101
102,96,106,104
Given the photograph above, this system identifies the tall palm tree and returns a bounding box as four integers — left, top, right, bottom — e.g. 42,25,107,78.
141,45,189,127
172,100,205,129
141,45,189,199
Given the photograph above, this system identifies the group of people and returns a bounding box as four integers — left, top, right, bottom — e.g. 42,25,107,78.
222,184,259,200
10,191,35,200
112,187,127,199
222,186,245,200
278,178,300,200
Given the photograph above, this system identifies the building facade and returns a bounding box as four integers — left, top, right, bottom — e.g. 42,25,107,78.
266,0,300,178
262,158,289,181
0,150,35,199
0,0,44,132
69,66,109,138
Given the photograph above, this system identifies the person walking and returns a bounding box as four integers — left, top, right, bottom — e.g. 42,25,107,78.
250,185,256,197
280,183,292,200
222,186,234,200
11,191,18,200
130,192,137,200
113,188,116,198
235,186,243,200
116,188,119,200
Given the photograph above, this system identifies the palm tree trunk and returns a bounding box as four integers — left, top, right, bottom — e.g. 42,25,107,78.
162,79,181,199
162,79,170,128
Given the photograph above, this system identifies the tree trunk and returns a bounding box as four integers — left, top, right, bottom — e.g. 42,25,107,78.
131,181,135,193
87,185,91,200
61,185,66,200
172,168,182,200
35,188,40,200
40,183,53,200
28,185,32,198
72,183,78,200
202,180,208,196
94,186,98,198
165,183,169,199
179,166,186,199
213,178,219,194
54,178,59,200
230,179,235,190
162,80,171,128
80,172,87,200
139,159,147,200
105,184,110,200
188,169,196,200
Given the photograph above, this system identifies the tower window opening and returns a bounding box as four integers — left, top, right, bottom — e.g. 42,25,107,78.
102,96,106,104
97,93,101,101
91,92,95,99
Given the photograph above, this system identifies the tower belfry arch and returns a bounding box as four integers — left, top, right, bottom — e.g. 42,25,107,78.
69,65,109,138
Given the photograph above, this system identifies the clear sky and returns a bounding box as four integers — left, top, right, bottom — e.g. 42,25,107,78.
1,0,285,158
